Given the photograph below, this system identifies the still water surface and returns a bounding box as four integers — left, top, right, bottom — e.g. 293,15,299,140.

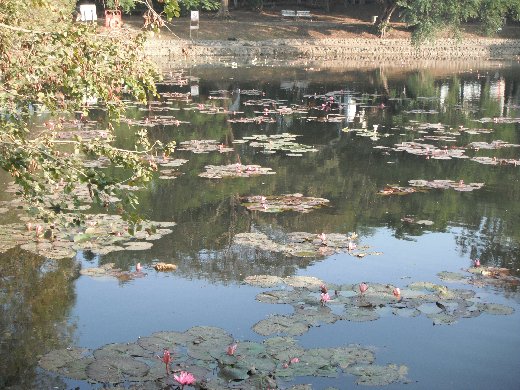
1,63,520,389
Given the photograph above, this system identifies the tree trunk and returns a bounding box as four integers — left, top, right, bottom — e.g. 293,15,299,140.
375,1,398,38
216,0,231,18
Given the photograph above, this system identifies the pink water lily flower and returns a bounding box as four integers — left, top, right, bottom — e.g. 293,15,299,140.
393,287,401,298
320,292,331,306
474,259,481,267
290,357,299,364
174,371,196,388
227,343,238,356
359,282,368,294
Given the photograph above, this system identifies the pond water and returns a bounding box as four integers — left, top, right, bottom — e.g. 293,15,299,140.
1,62,520,389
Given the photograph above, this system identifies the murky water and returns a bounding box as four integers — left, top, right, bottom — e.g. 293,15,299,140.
1,62,520,389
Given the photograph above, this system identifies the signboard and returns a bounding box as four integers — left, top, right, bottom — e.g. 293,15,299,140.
190,11,199,29
190,10,199,39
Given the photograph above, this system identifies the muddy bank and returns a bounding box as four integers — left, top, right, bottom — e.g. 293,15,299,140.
144,37,520,67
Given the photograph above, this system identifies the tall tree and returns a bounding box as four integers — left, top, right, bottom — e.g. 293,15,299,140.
375,0,520,40
0,0,175,223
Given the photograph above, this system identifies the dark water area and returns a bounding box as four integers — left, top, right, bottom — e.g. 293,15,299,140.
1,62,520,389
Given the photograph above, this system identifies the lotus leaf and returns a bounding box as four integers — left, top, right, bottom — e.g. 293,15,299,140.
233,353,276,373
253,314,310,336
137,335,181,353
346,364,408,386
199,164,275,179
219,365,250,381
284,275,325,289
477,303,515,315
342,306,380,322
185,326,234,343
93,343,147,360
437,271,468,282
292,305,340,325
392,307,421,317
241,194,329,214
243,274,284,287
86,357,149,383
178,139,233,154
39,347,90,372
331,346,376,369
264,337,305,362
428,312,459,325
57,358,93,380
124,241,154,251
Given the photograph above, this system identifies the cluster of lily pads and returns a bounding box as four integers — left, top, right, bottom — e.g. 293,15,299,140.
0,213,175,260
235,133,318,157
178,140,234,154
120,115,187,127
152,157,189,180
38,324,409,388
199,164,275,179
54,129,111,140
240,194,329,213
379,179,484,196
233,231,376,258
227,116,276,124
243,273,514,331
439,266,520,289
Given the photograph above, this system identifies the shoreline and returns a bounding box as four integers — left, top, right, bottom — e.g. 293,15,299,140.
144,37,520,68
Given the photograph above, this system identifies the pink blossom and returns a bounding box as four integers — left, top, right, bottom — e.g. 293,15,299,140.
290,357,299,364
474,259,481,267
318,233,327,242
359,282,368,294
174,371,196,387
227,343,238,356
393,287,401,298
136,263,142,272
162,349,171,374
320,292,331,305
35,225,44,238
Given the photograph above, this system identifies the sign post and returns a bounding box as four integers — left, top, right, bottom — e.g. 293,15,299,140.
190,11,199,40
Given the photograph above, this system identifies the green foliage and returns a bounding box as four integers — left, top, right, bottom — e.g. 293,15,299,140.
104,0,137,13
0,0,175,224
377,0,520,42
178,0,220,14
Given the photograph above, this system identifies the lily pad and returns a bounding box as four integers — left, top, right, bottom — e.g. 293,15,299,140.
477,303,515,315
199,164,275,179
241,194,329,213
86,357,149,383
346,364,408,386
252,315,310,336
243,274,284,287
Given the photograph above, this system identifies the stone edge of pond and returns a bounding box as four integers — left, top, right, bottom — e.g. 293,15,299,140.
144,38,520,66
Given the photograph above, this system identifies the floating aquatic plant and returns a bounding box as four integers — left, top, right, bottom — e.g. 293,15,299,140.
238,133,318,156
244,276,514,333
240,193,329,213
233,231,371,259
178,139,233,154
199,164,275,179
39,325,407,387
379,179,484,195
0,214,175,259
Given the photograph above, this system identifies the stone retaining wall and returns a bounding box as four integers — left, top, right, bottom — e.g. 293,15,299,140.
144,38,520,67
